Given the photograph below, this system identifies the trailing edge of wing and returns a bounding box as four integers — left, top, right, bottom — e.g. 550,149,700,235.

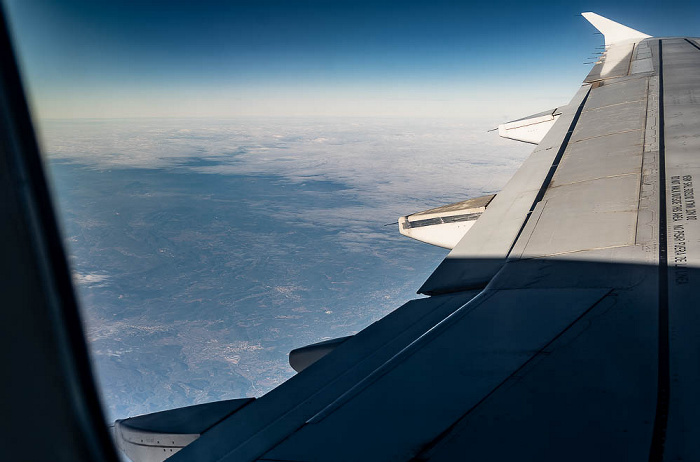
582,12,651,46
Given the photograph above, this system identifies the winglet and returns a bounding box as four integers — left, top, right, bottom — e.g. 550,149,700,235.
582,12,651,46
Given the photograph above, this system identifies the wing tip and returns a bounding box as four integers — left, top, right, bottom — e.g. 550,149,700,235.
581,12,651,46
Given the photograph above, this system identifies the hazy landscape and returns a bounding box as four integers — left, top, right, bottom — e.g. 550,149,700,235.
41,117,530,421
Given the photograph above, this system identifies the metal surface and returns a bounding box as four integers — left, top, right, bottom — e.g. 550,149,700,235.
289,336,352,373
113,399,253,462
406,194,495,218
658,38,700,461
262,288,610,461
398,194,494,249
581,12,650,47
497,108,561,144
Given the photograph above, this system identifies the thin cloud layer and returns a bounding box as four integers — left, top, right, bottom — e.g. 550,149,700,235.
41,117,530,220
42,117,533,420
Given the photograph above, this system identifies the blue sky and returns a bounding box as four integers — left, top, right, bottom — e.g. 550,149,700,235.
3,0,698,119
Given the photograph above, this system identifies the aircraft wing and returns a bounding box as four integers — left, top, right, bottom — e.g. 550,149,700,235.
110,13,700,462
110,13,700,461
2,6,695,461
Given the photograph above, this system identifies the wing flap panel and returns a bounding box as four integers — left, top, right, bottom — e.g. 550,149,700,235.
551,129,643,187
507,75,649,259
586,42,636,82
631,41,654,74
260,287,611,462
572,99,647,140
514,175,640,259
420,268,658,461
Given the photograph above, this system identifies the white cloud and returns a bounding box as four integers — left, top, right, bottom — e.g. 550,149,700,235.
39,117,532,225
73,271,111,287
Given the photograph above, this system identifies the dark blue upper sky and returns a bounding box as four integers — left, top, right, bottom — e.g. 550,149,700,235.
3,0,698,119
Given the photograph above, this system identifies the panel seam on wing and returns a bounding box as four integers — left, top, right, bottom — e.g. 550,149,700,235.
549,172,641,189
515,244,637,260
573,128,643,143
582,98,647,112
